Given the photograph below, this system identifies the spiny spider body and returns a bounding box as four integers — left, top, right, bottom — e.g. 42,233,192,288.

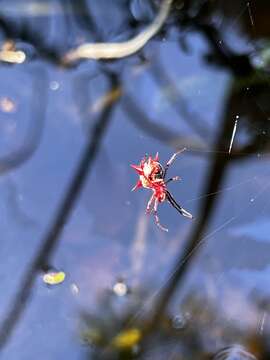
131,149,193,232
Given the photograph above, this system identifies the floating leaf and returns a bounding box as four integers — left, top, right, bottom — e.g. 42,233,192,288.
43,271,66,285
112,328,141,349
0,49,26,64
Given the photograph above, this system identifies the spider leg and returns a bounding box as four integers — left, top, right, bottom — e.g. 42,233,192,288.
165,176,181,184
153,198,168,232
164,148,186,177
166,191,193,219
146,192,155,214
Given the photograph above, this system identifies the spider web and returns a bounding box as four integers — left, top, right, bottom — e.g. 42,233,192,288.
100,1,270,354
0,1,269,358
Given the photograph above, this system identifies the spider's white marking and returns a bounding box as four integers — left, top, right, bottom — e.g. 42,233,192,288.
143,161,153,177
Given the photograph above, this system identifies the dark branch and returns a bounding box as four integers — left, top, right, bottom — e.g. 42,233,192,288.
0,73,119,351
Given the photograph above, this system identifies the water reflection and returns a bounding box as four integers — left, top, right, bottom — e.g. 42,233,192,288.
80,285,270,359
0,0,269,359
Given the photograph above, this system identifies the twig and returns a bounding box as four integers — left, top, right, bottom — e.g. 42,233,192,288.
63,0,173,62
0,18,62,66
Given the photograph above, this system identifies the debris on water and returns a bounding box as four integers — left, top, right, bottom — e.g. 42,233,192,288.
50,81,60,91
0,97,17,113
111,328,141,349
81,328,102,346
172,313,190,330
43,270,66,285
113,280,128,297
0,50,26,64
70,282,79,295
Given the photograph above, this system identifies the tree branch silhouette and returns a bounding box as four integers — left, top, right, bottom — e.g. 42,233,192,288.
0,73,120,351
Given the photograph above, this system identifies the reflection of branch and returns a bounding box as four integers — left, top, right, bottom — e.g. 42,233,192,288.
66,0,102,40
122,94,208,153
182,12,254,77
0,66,48,174
145,77,270,328
0,74,119,351
198,22,253,77
149,60,212,141
123,94,264,160
145,89,240,331
6,179,38,227
144,17,269,329
130,208,149,286
63,0,173,62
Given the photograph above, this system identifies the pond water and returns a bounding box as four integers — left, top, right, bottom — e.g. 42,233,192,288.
0,1,269,359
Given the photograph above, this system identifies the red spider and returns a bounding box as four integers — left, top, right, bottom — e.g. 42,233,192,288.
131,148,193,232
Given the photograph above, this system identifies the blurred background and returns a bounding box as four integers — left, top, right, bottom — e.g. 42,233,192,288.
0,0,269,359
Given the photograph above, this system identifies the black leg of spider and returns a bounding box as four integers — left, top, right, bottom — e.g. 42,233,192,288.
165,176,181,184
164,148,186,178
166,190,193,219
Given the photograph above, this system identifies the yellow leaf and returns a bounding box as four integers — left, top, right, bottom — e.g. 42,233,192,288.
112,328,141,349
43,271,66,285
